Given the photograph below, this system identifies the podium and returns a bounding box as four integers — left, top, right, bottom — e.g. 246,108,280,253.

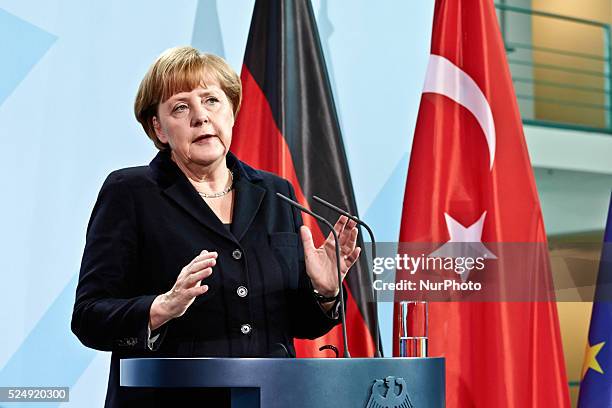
120,357,445,407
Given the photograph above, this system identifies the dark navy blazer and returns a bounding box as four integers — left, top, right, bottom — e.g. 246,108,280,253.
71,150,340,407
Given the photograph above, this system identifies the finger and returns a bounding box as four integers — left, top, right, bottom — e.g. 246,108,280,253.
189,257,216,274
185,267,213,287
300,225,316,258
193,251,218,263
187,284,209,297
186,250,207,267
325,215,349,247
344,225,359,253
335,215,349,236
344,247,361,270
345,218,357,233
337,231,357,261
179,251,217,277
339,223,358,252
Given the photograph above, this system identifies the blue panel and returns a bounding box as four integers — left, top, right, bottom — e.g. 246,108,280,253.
0,275,96,408
192,0,226,57
0,8,56,105
363,153,410,242
363,154,410,355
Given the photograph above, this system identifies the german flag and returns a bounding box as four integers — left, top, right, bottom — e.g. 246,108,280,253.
231,0,379,357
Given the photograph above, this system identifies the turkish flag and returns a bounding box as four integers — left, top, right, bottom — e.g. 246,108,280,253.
232,0,380,357
393,0,570,406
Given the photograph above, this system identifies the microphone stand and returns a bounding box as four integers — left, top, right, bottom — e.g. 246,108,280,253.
312,195,382,358
276,193,351,358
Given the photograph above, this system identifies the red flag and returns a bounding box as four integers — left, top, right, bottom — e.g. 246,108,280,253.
393,0,570,406
232,0,379,357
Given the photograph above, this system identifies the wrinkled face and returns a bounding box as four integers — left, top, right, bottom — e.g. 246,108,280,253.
153,76,234,168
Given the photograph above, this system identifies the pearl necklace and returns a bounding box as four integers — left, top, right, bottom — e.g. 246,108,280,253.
197,170,234,198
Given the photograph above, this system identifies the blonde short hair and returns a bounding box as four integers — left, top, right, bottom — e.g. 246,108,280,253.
134,46,242,150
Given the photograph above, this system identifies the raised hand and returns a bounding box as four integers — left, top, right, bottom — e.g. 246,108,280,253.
149,250,217,330
300,215,361,298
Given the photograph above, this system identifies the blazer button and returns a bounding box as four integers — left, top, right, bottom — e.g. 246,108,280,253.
237,286,248,298
240,324,252,335
232,249,243,260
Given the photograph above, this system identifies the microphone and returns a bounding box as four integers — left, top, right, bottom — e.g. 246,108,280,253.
276,193,351,358
268,342,291,358
312,195,382,358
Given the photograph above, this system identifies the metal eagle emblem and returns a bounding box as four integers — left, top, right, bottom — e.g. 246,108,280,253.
365,376,414,408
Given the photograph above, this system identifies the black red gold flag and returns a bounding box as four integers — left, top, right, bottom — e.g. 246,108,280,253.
232,0,379,357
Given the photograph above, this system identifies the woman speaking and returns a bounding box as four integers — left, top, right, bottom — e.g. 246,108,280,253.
71,46,360,407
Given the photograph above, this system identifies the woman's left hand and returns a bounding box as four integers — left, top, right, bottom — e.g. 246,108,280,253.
301,215,361,297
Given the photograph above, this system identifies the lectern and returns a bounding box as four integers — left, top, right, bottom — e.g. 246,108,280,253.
121,357,444,407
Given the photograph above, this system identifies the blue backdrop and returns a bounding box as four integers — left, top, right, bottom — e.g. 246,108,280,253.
0,0,434,405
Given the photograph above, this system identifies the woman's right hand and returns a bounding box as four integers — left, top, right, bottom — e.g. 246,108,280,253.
149,250,217,330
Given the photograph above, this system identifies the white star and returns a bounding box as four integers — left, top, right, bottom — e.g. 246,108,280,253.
429,211,496,282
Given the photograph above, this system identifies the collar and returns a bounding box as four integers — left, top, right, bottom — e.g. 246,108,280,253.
149,150,266,243
149,150,263,184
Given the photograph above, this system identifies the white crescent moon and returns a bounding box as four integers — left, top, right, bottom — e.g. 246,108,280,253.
422,54,496,170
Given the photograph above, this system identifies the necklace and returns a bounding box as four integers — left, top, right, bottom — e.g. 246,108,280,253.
197,170,234,198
